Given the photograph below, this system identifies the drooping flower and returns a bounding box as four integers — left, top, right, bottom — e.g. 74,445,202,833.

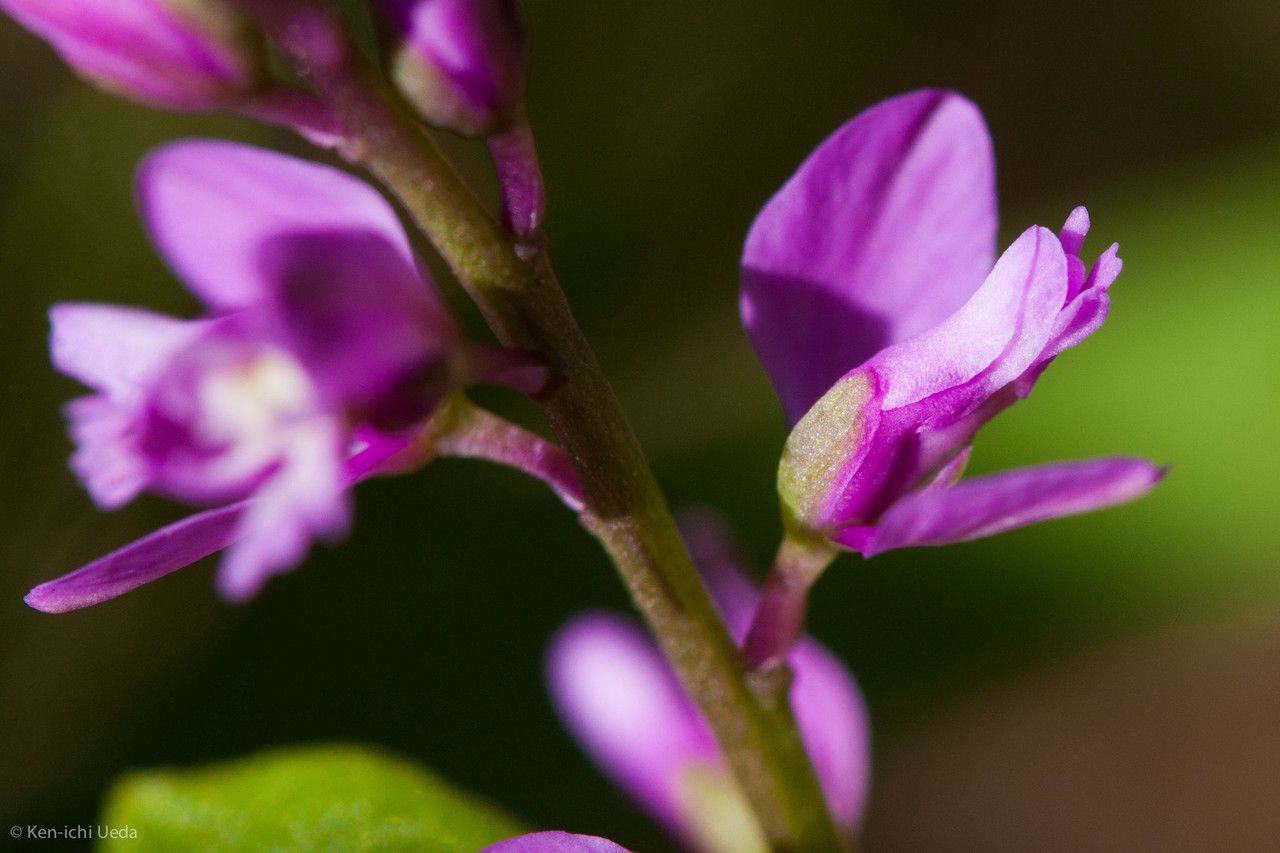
374,0,527,137
741,89,1162,558
0,0,261,109
547,512,869,850
26,139,518,613
480,832,631,853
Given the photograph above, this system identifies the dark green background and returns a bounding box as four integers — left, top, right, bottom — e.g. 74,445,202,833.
2,2,1278,850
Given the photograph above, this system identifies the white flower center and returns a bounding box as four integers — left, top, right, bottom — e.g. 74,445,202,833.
196,350,318,483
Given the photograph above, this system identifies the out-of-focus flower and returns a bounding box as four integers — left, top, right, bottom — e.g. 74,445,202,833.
0,0,261,109
25,140,506,612
741,88,1162,557
375,0,527,137
480,831,631,853
547,513,868,850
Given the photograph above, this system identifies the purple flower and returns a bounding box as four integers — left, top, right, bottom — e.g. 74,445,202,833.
547,513,869,847
375,0,527,136
480,832,631,853
741,89,1162,557
26,139,477,612
0,0,260,109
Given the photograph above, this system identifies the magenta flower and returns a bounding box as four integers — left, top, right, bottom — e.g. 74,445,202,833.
547,513,869,847
375,0,527,137
480,832,630,853
0,0,260,109
741,89,1162,557
25,140,491,613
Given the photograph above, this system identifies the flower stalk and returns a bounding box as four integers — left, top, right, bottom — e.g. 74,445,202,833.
485,118,547,239
235,86,346,150
430,397,585,513
743,535,838,673
246,1,847,848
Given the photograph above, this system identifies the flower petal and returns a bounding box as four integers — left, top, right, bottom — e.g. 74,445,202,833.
1059,206,1091,300
50,304,213,508
1014,287,1111,397
480,832,630,853
0,0,255,108
345,426,424,480
862,457,1165,555
64,393,150,509
678,507,759,637
1058,206,1091,257
137,140,416,310
742,89,997,423
214,422,350,602
870,224,1068,412
1086,241,1123,292
791,638,872,830
545,613,719,833
24,502,246,614
49,302,207,398
255,229,457,416
26,432,413,613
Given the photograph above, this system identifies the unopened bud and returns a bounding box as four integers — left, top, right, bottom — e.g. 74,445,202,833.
375,0,527,136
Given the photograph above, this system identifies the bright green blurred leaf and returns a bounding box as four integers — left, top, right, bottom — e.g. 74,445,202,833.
98,744,526,852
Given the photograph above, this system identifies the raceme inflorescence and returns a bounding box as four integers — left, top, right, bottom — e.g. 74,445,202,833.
4,2,1162,850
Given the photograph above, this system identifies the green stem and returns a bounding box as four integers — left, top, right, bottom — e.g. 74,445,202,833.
251,4,847,848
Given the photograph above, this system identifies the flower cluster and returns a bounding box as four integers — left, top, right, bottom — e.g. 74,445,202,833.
5,0,1165,848
9,0,555,608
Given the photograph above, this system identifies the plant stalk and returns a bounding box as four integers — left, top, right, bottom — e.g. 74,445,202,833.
251,4,848,848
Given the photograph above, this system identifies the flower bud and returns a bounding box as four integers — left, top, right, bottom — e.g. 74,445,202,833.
375,0,527,136
0,0,262,110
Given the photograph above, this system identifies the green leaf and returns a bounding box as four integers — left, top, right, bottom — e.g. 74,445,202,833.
98,743,526,852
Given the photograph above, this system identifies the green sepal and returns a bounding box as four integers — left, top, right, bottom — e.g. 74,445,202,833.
777,371,878,540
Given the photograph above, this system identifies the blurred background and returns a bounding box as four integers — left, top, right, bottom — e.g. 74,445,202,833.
1,1,1278,850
